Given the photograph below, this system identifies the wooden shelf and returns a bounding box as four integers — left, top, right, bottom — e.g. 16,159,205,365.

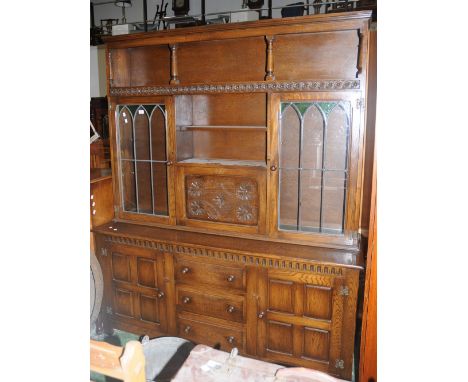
177,158,266,167
177,125,267,131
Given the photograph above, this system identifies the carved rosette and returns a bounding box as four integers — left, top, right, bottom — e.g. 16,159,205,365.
185,175,259,226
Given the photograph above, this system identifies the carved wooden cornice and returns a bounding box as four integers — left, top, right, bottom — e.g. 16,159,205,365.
110,80,360,97
103,234,345,276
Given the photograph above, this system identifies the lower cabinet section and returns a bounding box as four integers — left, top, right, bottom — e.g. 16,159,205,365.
253,268,358,379
95,234,360,381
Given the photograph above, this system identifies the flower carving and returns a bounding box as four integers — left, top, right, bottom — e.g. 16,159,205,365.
213,194,225,208
237,183,255,201
187,180,203,197
189,201,204,216
236,206,254,222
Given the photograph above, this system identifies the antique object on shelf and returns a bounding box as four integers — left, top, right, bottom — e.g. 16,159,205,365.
95,11,373,381
115,0,132,24
247,0,265,9
172,0,190,16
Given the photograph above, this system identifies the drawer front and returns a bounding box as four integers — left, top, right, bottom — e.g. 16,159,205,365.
178,316,244,352
176,287,244,323
175,255,245,291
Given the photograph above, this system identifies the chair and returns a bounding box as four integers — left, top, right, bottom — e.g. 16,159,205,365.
90,340,146,382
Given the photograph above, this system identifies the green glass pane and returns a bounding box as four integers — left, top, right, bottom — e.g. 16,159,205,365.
127,105,139,116
317,102,337,117
281,103,291,113
295,102,312,116
142,105,155,115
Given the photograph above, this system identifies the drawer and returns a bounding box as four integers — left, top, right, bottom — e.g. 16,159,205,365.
177,316,244,352
176,286,244,323
175,255,245,291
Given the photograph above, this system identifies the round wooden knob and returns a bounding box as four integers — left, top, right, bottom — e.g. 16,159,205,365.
270,165,277,171
227,305,235,313
227,275,235,282
184,325,191,334
258,311,265,319
226,336,235,344
157,291,165,299
181,267,190,274
182,296,191,304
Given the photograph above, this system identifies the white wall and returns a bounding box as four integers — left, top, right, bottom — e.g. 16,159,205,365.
90,45,107,97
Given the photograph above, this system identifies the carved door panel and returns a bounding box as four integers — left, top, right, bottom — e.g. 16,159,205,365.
105,243,168,334
268,92,362,247
256,268,349,379
175,165,267,234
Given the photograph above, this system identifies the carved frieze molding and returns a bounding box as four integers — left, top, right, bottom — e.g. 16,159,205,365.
110,79,360,97
103,234,344,276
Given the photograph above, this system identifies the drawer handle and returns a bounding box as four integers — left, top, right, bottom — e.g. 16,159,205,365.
181,267,190,274
227,275,235,282
157,291,165,299
227,305,236,313
184,325,191,334
182,296,191,304
258,311,265,319
226,336,235,344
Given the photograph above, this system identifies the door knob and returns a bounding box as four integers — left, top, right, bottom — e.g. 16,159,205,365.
258,311,265,319
157,291,165,299
184,325,191,334
181,267,190,274
182,296,191,304
227,305,235,313
227,275,235,282
226,336,235,344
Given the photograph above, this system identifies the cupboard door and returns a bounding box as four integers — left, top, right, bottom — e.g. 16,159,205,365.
268,92,362,246
105,244,169,334
113,97,176,225
175,164,267,234
256,269,349,379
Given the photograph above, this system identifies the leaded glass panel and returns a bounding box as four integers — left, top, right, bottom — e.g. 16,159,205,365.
117,104,168,216
278,101,350,234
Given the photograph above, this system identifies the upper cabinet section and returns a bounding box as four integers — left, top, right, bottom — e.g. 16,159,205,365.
106,11,371,91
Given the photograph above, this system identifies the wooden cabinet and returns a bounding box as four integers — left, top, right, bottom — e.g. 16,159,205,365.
98,241,172,337
95,11,374,381
253,268,359,379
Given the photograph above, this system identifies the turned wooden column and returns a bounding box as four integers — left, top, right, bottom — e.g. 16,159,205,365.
169,44,180,85
265,35,275,81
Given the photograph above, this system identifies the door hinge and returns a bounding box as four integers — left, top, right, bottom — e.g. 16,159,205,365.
339,286,349,296
335,359,345,369
106,306,113,315
356,98,365,110
101,247,108,257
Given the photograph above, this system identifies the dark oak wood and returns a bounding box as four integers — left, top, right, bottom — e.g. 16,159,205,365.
98,12,373,381
359,141,377,382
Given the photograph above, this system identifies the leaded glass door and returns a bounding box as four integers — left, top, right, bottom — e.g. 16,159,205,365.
268,93,362,245
114,98,176,224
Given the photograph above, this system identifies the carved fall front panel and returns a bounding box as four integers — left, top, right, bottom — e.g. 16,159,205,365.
185,175,259,225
